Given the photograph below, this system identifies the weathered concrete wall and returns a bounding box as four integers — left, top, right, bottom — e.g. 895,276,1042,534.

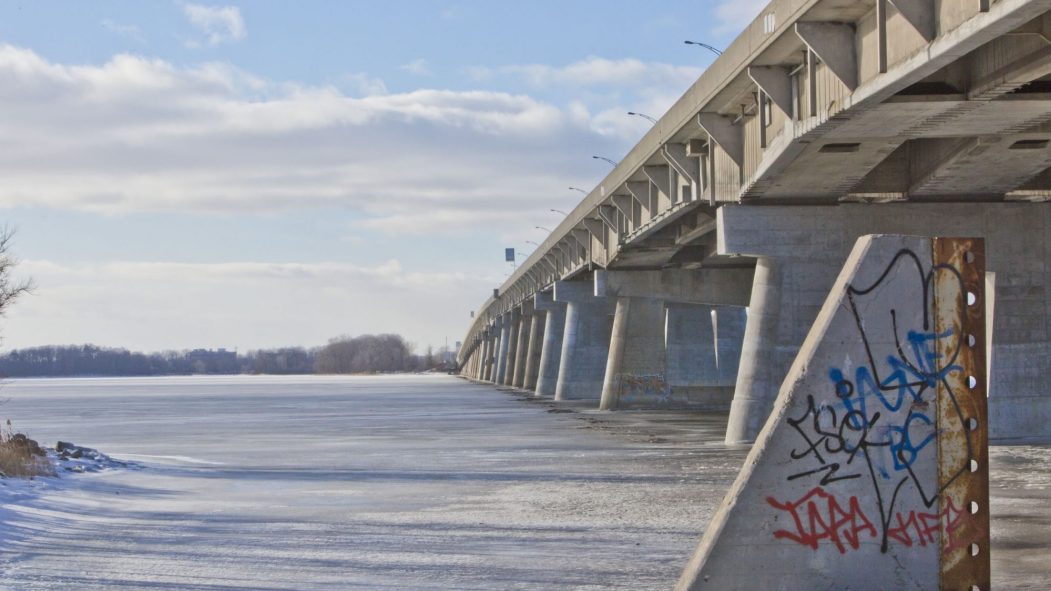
554,280,615,401
678,235,989,590
665,304,745,410
599,297,666,410
534,291,566,397
721,202,1051,441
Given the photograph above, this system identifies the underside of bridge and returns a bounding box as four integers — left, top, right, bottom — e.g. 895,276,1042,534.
460,0,1051,447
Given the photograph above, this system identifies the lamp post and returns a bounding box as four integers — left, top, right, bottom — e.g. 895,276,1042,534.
592,155,618,166
525,240,540,247
535,226,552,232
684,40,723,55
550,208,568,215
568,187,587,194
627,111,657,124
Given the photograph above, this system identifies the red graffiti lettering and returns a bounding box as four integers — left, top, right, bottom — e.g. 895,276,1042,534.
886,509,940,547
766,486,878,553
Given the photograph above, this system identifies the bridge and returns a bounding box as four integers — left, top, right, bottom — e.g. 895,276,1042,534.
457,0,1051,444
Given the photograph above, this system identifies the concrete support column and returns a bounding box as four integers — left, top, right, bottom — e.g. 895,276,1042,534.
726,257,783,443
501,309,521,386
534,292,565,397
599,297,666,410
554,280,615,401
494,315,511,385
522,309,546,391
511,303,533,388
479,331,490,381
484,323,500,382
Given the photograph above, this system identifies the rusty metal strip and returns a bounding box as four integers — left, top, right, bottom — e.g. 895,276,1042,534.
933,237,990,590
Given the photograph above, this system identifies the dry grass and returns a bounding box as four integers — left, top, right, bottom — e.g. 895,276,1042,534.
0,420,54,479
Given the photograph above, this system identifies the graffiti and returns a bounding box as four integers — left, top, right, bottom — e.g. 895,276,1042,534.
772,246,982,557
766,486,876,554
767,487,984,555
616,373,671,405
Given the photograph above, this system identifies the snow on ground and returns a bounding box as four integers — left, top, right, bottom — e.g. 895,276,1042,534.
0,375,1047,590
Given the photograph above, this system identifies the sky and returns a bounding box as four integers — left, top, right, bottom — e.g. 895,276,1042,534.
0,0,767,354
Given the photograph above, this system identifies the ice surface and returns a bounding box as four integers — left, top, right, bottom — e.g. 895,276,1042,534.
0,374,1046,590
0,375,740,590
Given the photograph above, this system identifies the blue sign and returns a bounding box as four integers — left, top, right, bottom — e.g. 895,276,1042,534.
505,247,515,262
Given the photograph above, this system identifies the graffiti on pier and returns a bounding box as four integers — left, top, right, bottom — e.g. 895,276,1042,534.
616,373,671,406
760,239,989,586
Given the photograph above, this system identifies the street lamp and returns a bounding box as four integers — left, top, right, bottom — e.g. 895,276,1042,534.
592,155,618,166
627,111,657,124
568,187,587,194
684,40,723,55
535,226,552,232
550,208,568,215
525,240,540,247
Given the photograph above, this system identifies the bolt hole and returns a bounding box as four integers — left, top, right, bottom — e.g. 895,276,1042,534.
970,501,979,515
970,459,979,473
967,334,976,348
968,417,979,431
968,375,978,389
967,291,979,307
964,251,975,264
971,543,980,557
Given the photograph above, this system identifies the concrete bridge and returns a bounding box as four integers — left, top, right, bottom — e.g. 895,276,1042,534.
457,0,1051,443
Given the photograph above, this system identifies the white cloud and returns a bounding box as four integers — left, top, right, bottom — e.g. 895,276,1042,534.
400,58,431,76
181,3,246,47
0,45,626,233
101,19,145,44
5,258,492,351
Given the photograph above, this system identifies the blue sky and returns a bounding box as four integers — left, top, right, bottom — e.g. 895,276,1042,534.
0,0,765,353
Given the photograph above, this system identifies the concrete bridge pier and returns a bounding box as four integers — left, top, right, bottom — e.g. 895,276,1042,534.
500,309,521,386
494,314,512,385
533,291,565,397
599,297,666,410
554,280,615,401
666,303,746,410
521,306,545,390
487,319,503,383
594,269,752,410
725,258,786,443
511,302,533,388
480,325,495,382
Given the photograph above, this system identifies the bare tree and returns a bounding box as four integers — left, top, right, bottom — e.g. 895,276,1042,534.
0,228,32,317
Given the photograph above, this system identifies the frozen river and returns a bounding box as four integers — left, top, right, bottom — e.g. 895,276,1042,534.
0,375,1047,590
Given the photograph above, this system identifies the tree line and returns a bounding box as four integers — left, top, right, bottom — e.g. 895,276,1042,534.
0,334,456,378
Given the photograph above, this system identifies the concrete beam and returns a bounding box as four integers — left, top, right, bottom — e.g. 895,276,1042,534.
594,268,753,306
643,164,672,200
794,22,858,91
888,0,935,41
663,143,701,188
697,113,744,168
747,66,793,117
